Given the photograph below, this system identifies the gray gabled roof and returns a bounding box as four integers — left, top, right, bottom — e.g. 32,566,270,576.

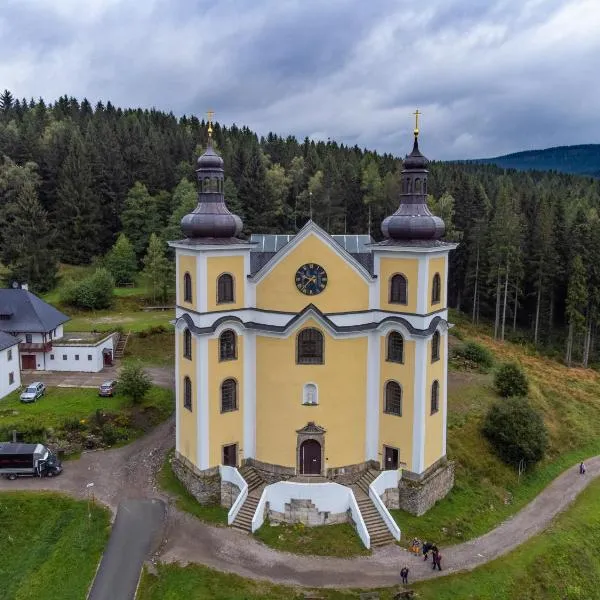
0,331,19,352
0,289,69,334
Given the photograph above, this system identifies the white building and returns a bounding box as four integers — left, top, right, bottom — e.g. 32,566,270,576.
0,288,116,374
0,332,21,400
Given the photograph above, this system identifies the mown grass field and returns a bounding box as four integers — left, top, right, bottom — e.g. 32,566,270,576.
0,492,110,600
124,330,175,366
138,477,600,599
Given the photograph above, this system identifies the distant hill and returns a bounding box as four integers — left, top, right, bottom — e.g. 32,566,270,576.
467,144,600,177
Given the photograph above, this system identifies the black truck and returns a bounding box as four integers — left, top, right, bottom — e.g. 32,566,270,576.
0,443,63,480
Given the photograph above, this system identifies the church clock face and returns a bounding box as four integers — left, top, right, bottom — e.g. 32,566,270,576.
295,263,328,296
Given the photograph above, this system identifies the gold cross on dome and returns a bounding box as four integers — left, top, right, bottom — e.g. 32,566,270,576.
207,110,214,138
413,109,421,136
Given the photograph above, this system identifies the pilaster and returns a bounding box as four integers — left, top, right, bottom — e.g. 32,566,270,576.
412,337,427,473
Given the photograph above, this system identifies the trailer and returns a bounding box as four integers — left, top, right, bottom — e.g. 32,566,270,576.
0,442,62,480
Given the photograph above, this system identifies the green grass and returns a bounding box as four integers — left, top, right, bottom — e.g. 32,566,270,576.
137,477,600,599
255,521,370,557
125,331,175,366
64,309,174,333
158,451,228,525
0,492,110,600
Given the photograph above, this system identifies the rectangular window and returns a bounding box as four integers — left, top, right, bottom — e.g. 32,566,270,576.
50,354,55,360
25,334,32,344
7,348,12,361
75,355,79,361
88,355,92,361
62,354,67,361
9,372,14,385
222,443,238,467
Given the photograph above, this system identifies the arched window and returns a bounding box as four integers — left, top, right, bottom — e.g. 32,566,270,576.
423,179,428,194
432,331,440,362
183,328,192,360
217,274,234,304
183,376,192,411
389,274,408,305
432,273,441,305
303,383,318,405
386,331,404,363
183,272,192,303
219,330,237,361
407,178,413,193
415,178,421,192
221,378,238,413
297,328,324,365
384,381,402,416
431,380,440,414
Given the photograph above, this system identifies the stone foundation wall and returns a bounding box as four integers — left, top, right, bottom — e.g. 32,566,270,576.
220,481,241,509
326,460,380,485
381,486,400,509
267,498,349,527
172,451,221,505
397,459,455,516
243,458,295,484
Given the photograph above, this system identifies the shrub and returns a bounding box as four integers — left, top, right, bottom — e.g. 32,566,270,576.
482,397,548,466
119,363,152,404
60,268,114,310
454,341,494,371
494,361,529,397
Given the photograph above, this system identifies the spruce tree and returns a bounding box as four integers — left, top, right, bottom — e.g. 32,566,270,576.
142,233,171,303
104,233,137,285
565,254,587,366
121,181,160,258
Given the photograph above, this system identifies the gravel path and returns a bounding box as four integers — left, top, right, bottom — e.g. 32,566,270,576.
2,367,598,589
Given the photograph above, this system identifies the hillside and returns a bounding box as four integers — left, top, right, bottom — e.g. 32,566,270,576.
469,143,600,177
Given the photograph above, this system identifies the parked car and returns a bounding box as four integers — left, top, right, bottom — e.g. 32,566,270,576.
98,380,118,397
19,382,46,403
0,442,62,479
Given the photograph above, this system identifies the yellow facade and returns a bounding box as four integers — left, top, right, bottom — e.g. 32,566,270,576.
208,334,245,467
427,256,446,312
178,329,197,463
424,333,445,469
379,257,419,313
256,233,369,313
255,320,367,469
379,334,416,469
207,255,246,312
178,255,197,311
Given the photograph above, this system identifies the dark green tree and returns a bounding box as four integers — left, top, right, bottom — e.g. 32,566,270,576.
119,362,152,404
104,233,137,285
121,182,160,258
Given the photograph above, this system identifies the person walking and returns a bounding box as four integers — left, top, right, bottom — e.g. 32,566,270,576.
400,566,409,585
422,541,433,561
580,461,586,475
432,549,442,571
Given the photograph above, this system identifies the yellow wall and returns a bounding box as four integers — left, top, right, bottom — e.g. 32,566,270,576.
178,255,197,311
427,256,447,312
379,333,415,469
255,321,367,469
207,255,246,312
379,257,419,313
208,333,244,467
424,332,445,469
256,233,369,313
178,329,197,463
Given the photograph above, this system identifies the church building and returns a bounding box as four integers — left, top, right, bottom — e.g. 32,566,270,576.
170,115,456,545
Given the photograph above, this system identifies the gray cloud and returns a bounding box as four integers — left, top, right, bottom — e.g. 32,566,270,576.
0,0,598,159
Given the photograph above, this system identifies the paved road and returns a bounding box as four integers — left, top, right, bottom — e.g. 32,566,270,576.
88,499,166,600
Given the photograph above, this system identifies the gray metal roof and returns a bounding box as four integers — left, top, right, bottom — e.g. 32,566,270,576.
0,331,19,352
0,289,70,334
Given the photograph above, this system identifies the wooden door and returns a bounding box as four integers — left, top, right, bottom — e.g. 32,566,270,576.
384,446,399,470
300,440,321,475
21,355,36,370
222,443,237,467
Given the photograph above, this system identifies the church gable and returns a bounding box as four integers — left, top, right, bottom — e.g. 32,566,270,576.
254,228,371,313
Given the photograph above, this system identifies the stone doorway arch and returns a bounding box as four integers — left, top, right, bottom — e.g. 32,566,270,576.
296,422,326,476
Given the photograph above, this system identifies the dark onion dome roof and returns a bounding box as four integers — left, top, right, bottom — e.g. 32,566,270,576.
181,139,243,240
381,135,445,241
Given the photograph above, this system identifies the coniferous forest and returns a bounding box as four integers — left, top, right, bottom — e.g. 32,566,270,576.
1,90,600,366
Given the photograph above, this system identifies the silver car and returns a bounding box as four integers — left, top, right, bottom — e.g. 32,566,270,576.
20,382,46,403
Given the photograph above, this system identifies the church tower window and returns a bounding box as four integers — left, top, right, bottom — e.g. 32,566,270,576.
432,331,440,362
183,329,192,359
384,381,402,416
297,328,324,365
431,380,440,414
386,331,404,363
219,330,237,361
389,274,408,305
183,376,192,411
221,378,238,413
183,272,192,303
432,273,441,304
217,273,234,303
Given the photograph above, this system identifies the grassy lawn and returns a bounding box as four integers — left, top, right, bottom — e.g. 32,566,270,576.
392,315,600,547
255,521,370,557
138,477,600,599
64,309,174,333
0,386,173,453
158,451,228,525
125,330,175,366
0,492,110,600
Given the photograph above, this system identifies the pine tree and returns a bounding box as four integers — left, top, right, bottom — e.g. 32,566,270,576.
565,254,587,366
361,159,383,236
121,182,160,258
0,89,13,114
142,233,172,303
104,234,137,285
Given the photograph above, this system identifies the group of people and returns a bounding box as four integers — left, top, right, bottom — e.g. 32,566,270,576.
401,538,443,584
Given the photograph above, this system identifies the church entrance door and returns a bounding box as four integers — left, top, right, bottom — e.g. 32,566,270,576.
300,439,321,475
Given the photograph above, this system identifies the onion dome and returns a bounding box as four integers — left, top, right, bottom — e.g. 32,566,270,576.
181,116,243,240
381,112,445,241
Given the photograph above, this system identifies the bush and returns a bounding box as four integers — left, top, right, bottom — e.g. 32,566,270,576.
60,268,114,310
494,361,529,397
119,363,152,404
482,397,548,466
455,341,494,371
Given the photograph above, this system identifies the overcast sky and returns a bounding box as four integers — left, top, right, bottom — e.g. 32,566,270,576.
1,0,598,159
